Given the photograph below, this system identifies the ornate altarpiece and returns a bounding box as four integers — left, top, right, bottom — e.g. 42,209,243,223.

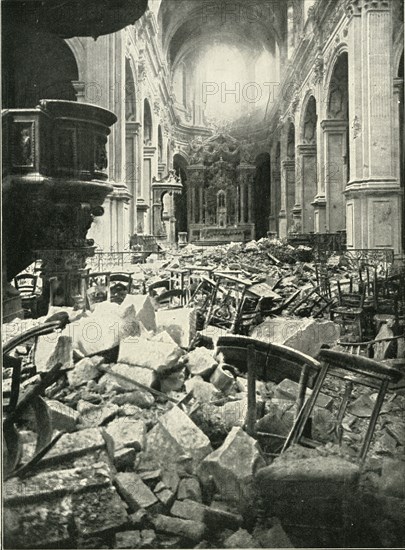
186,133,256,243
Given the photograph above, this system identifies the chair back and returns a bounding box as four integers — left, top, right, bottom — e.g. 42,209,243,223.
215,335,321,388
110,272,133,292
337,279,365,308
14,274,37,296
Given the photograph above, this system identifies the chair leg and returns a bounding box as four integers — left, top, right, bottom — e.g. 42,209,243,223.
360,379,389,463
246,345,257,437
282,363,329,452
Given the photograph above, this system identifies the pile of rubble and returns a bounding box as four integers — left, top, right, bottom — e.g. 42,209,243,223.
3,238,405,548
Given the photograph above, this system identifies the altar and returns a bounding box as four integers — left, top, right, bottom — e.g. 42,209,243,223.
186,133,256,244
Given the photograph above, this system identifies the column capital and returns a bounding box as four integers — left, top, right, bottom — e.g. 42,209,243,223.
297,144,317,155
321,119,349,131
346,0,390,17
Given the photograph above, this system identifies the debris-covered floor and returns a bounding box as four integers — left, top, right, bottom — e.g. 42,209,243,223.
3,239,405,549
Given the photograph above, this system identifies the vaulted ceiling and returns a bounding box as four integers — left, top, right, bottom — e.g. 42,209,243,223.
158,0,287,68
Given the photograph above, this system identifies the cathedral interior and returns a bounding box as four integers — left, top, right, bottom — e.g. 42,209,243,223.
2,0,405,548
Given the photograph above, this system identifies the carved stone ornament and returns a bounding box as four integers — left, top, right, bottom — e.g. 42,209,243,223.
352,115,361,139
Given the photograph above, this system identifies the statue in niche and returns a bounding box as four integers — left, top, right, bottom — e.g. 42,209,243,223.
188,136,204,164
303,109,316,144
94,136,108,171
328,83,345,119
19,126,32,165
287,131,295,159
217,190,227,227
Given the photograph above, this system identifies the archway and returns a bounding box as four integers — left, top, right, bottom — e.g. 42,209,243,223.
254,153,271,239
173,153,189,238
143,98,153,145
299,95,318,233
323,52,349,233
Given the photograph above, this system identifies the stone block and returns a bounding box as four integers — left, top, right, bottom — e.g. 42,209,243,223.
197,427,266,512
104,417,146,453
115,530,142,549
66,301,141,357
128,509,148,529
379,459,405,499
4,496,73,549
114,448,137,471
72,486,128,537
275,379,333,410
177,477,202,502
67,356,103,387
115,473,158,512
251,318,340,358
38,428,105,467
120,294,157,333
112,390,155,408
253,519,294,548
185,376,222,403
79,402,119,427
223,528,260,548
152,514,206,543
118,337,184,374
170,499,242,531
216,398,250,431
45,399,79,432
154,486,175,508
4,463,111,505
186,347,218,378
141,406,212,472
33,334,73,373
160,369,186,393
155,308,197,348
111,362,156,389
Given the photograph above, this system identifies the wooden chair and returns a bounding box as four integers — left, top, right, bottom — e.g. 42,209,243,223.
373,273,405,332
330,279,366,339
110,272,133,304
215,335,322,457
13,274,38,318
283,349,401,463
83,272,111,310
155,288,186,309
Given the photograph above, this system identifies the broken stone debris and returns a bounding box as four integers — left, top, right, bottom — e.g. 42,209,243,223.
198,427,266,514
140,406,212,471
4,237,405,549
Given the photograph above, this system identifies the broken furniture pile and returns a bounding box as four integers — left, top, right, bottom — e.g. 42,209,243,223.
3,238,405,548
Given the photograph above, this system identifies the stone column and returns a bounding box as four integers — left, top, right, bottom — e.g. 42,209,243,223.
269,144,281,234
280,159,296,238
320,120,348,233
297,144,317,233
345,0,402,252
125,121,141,235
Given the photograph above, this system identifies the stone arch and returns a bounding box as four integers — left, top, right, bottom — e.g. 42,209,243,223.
301,94,317,145
125,57,137,121
65,38,86,82
323,52,349,233
323,43,349,95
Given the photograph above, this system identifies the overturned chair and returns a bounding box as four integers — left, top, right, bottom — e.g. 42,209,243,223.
216,336,401,463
